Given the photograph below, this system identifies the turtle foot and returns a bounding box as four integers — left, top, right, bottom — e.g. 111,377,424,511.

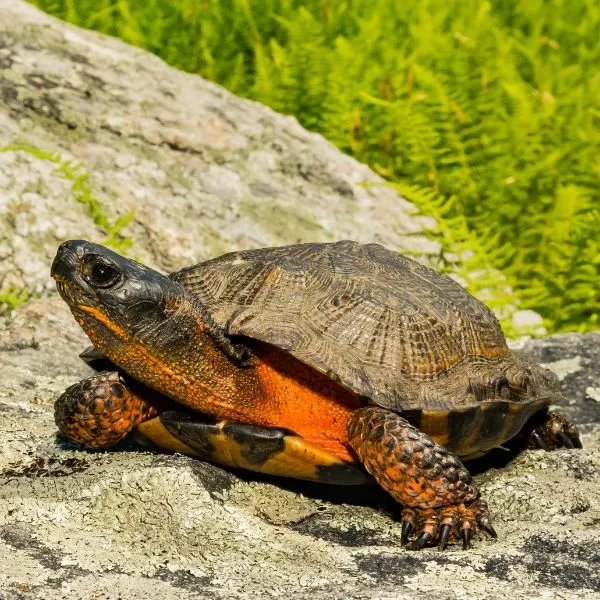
55,372,160,449
528,411,582,451
347,407,496,551
401,498,496,551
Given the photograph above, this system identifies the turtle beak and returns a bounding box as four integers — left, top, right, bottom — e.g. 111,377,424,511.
51,240,88,282
51,240,97,307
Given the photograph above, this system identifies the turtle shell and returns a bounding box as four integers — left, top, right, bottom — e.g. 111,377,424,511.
171,241,558,454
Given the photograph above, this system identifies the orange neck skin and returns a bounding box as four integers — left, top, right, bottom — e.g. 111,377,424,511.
74,302,360,462
248,342,362,462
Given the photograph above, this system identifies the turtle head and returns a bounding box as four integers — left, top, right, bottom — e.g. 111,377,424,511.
51,240,190,357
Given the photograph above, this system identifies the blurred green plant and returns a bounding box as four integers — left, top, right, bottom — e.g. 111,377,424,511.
29,0,600,332
0,286,30,312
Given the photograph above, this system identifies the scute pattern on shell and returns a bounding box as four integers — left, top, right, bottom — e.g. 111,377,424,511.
171,241,557,410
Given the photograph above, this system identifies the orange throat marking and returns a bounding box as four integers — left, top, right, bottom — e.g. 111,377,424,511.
76,304,215,410
77,304,125,335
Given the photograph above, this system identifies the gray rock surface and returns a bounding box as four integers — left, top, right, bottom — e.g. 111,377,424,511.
1,301,599,599
516,334,600,432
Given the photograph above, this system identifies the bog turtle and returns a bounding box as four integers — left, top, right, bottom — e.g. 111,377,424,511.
51,240,581,550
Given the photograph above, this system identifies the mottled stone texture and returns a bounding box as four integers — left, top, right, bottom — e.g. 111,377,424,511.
1,1,599,599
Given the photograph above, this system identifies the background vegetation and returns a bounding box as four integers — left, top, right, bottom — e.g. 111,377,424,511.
31,0,599,332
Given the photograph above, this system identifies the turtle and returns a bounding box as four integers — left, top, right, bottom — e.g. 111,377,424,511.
51,239,581,551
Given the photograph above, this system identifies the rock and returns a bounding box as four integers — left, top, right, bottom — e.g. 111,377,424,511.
1,300,599,599
517,333,600,431
511,310,546,337
1,2,599,598
0,0,439,307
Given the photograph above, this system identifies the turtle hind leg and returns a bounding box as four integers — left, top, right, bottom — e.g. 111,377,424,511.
528,410,582,450
55,372,161,449
155,412,371,485
347,406,496,551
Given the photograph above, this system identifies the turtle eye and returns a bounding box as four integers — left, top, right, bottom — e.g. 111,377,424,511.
82,256,122,289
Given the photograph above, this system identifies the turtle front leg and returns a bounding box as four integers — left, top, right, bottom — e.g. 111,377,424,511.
527,410,582,450
55,372,162,449
347,406,496,551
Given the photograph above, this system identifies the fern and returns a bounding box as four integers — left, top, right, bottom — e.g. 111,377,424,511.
27,0,600,332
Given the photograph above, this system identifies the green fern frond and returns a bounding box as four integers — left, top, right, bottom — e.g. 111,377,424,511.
27,0,600,332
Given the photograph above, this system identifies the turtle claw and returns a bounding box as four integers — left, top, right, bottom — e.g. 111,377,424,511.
528,412,582,451
400,499,495,551
438,524,451,551
479,517,497,538
462,528,472,550
401,521,413,545
530,432,548,450
557,432,575,449
407,532,432,551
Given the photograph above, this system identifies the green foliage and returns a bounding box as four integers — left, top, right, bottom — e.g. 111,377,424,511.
29,0,600,332
52,154,135,254
0,286,30,312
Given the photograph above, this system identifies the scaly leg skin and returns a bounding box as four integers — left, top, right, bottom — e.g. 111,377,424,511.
55,371,161,449
347,406,496,551
528,410,582,451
